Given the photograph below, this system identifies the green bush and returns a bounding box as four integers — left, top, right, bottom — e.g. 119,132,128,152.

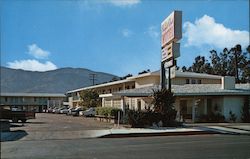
96,107,121,119
198,113,225,123
229,111,237,122
127,110,160,128
152,88,177,123
241,97,250,122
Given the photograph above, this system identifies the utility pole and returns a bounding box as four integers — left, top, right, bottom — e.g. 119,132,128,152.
89,73,97,86
234,44,241,83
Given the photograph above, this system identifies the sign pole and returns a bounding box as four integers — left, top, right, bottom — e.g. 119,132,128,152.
161,62,166,89
168,66,171,92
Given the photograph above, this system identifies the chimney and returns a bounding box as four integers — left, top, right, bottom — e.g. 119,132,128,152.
221,76,235,89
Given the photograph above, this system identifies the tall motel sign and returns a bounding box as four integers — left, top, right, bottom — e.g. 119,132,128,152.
161,10,182,91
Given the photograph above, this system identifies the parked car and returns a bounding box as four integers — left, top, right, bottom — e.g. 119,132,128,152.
60,108,71,114
82,107,96,117
66,107,76,115
52,107,59,113
0,108,35,123
71,107,83,116
55,107,66,114
47,107,53,113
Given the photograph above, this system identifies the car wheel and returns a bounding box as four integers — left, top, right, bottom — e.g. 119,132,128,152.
21,119,27,123
12,117,18,123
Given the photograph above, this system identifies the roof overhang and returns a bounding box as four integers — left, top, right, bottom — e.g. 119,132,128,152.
0,93,66,98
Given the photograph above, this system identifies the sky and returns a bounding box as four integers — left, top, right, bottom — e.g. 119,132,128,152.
1,0,249,76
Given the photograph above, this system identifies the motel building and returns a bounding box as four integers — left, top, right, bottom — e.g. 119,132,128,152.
66,68,250,123
0,93,66,112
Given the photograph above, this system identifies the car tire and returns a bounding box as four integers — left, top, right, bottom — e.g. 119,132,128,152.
12,117,18,123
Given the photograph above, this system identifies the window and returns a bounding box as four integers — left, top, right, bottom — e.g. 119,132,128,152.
119,87,122,91
132,85,135,89
191,79,196,84
126,86,130,89
5,97,8,102
109,89,112,93
198,79,202,84
34,97,37,102
185,79,190,84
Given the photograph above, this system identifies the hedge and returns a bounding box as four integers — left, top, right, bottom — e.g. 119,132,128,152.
96,107,121,118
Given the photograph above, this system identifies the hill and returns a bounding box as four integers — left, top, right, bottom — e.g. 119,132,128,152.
0,67,118,93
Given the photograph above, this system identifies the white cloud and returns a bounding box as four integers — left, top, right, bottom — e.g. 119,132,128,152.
183,15,249,49
107,0,140,7
121,29,133,37
7,59,57,72
145,26,159,39
28,44,50,59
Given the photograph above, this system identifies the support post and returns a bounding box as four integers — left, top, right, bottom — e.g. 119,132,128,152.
192,98,196,123
168,66,171,92
161,62,166,89
204,98,207,115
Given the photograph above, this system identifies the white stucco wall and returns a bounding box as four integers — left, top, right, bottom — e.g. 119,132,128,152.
223,96,244,122
68,97,73,107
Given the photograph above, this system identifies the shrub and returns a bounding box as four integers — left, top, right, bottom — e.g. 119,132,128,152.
127,110,159,128
96,107,121,119
229,111,237,122
241,97,250,122
127,110,182,128
152,88,177,125
198,113,225,123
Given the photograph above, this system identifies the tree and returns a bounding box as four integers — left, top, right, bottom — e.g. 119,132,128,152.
210,49,222,75
79,89,101,108
182,44,250,83
186,55,212,74
138,69,150,75
181,66,187,72
152,88,176,123
120,74,133,80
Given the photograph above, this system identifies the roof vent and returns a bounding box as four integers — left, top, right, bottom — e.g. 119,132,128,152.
221,76,235,90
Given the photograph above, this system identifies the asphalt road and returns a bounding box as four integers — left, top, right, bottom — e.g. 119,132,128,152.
1,135,250,159
1,113,250,159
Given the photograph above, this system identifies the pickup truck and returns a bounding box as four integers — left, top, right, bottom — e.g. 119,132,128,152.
0,108,36,123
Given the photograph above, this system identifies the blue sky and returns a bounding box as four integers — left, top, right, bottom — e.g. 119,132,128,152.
1,0,249,76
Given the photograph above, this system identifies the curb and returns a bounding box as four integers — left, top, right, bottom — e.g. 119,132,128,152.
99,130,218,138
198,126,250,136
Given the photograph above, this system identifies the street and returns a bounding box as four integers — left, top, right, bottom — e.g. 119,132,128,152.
1,135,250,159
1,113,250,159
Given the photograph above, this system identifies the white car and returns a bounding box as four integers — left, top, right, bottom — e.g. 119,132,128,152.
60,108,70,114
55,107,65,114
66,107,74,115
83,107,96,117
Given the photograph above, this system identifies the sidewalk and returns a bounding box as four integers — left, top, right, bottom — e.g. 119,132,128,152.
1,127,216,142
185,123,250,135
98,127,217,138
2,123,249,142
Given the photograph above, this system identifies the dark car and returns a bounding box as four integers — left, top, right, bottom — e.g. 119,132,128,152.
0,108,36,123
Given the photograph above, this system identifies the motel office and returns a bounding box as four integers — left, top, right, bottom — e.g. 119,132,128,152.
67,69,250,122
0,93,65,112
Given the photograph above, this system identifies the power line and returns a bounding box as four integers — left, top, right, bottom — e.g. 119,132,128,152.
89,73,97,86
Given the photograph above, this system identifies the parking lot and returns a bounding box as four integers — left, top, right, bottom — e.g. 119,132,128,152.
7,113,113,141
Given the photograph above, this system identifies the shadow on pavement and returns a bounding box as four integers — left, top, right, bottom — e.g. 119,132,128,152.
25,121,46,124
1,130,28,142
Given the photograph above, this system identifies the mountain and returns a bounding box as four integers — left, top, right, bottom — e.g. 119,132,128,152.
0,67,118,93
